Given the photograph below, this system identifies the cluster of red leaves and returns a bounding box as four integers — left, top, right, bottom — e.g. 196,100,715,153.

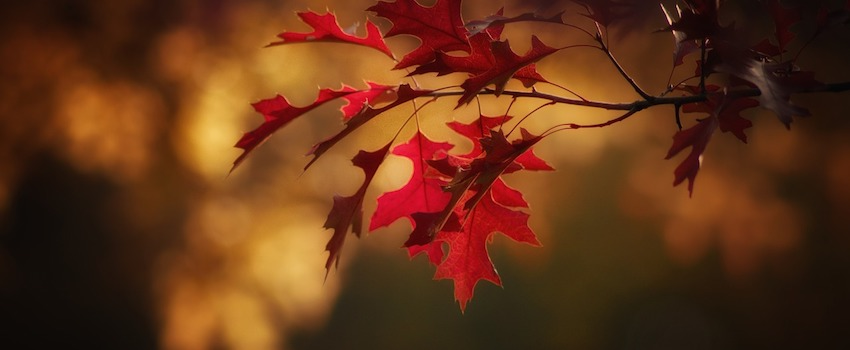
232,0,850,310
661,0,848,195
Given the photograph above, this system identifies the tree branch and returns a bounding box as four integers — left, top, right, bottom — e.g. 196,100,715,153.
430,81,850,116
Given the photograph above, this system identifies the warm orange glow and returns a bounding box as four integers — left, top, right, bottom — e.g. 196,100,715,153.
2,1,850,349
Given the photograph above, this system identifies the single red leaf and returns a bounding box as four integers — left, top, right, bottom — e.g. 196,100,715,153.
407,236,445,266
661,3,700,67
305,84,432,170
715,43,822,128
370,131,453,231
368,0,470,69
340,82,396,121
268,11,394,59
665,116,716,196
680,85,758,143
456,36,558,107
323,143,392,273
405,211,450,262
447,115,511,157
513,65,551,88
232,86,358,172
489,178,529,209
433,185,540,312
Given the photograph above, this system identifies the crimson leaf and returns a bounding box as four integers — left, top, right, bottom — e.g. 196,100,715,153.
268,11,394,59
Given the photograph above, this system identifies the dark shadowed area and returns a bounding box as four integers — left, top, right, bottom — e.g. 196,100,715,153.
1,0,849,349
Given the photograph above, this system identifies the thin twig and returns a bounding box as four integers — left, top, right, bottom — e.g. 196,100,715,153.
699,38,707,94
595,34,653,101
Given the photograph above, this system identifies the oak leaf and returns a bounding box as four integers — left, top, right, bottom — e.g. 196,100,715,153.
268,11,393,59
233,86,358,172
434,180,540,312
306,84,432,169
456,36,558,107
369,0,470,69
370,131,453,234
323,143,392,273
667,87,758,195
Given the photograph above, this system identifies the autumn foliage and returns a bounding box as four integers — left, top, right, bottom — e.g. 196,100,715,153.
232,0,850,311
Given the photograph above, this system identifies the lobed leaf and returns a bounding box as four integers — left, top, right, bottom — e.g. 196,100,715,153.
268,11,394,59
370,131,453,233
369,0,470,69
456,36,559,107
665,115,716,196
232,86,357,172
433,180,540,312
305,84,432,170
323,143,392,273
714,42,822,128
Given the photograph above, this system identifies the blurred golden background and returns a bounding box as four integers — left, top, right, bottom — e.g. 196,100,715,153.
1,0,849,349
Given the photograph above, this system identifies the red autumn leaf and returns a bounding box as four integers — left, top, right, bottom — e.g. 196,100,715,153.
667,86,761,195
661,3,700,67
370,131,453,232
323,143,392,273
665,116,716,196
268,11,394,59
433,182,540,312
410,31,552,89
232,86,357,172
305,84,432,170
447,115,554,171
716,103,756,142
768,0,801,53
232,83,398,172
368,0,470,69
405,211,451,265
679,85,758,143
714,42,822,128
456,36,558,107
467,129,545,201
407,239,445,266
340,82,396,121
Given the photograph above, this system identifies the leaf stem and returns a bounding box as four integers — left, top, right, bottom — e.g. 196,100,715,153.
699,38,707,94
595,35,653,101
507,101,556,137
